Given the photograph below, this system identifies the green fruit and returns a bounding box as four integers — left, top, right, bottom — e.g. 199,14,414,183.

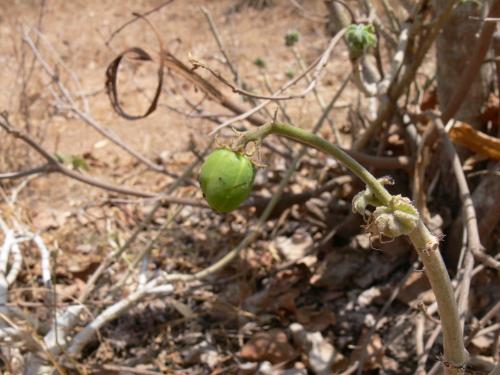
199,148,255,213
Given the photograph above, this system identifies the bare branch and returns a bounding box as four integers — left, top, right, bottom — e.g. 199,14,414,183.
0,165,51,180
200,6,240,83
32,234,52,290
0,112,205,207
415,313,426,375
353,0,458,151
208,27,348,134
67,279,173,357
5,242,22,287
22,30,174,176
433,117,499,271
105,0,175,45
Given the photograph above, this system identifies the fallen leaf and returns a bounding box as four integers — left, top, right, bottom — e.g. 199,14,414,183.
397,271,431,305
181,341,220,369
239,329,298,364
169,299,195,319
257,361,308,375
245,267,309,315
290,323,342,375
30,209,70,230
470,335,493,353
65,255,101,280
295,308,336,332
420,87,437,111
350,330,399,371
275,231,313,261
449,122,500,160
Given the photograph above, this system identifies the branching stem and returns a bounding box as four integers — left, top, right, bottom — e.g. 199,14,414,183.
236,121,467,374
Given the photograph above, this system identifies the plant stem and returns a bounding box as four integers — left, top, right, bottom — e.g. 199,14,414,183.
408,221,466,375
238,122,393,204
237,121,467,374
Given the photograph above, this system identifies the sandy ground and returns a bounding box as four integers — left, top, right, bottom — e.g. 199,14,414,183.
0,0,350,213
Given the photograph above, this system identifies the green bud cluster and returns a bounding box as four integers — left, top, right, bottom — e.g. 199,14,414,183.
353,181,419,239
345,24,377,59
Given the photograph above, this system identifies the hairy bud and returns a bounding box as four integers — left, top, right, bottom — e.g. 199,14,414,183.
345,24,377,59
369,195,419,238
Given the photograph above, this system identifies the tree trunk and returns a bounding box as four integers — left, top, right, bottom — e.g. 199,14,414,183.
436,1,491,125
435,2,497,267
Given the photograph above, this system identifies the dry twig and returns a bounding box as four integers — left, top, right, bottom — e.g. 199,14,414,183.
0,112,204,206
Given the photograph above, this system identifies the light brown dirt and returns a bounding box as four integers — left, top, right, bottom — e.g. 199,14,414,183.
0,0,350,211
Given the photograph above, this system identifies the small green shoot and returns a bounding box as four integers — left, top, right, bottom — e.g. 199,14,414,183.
254,57,266,68
285,30,300,47
345,24,377,59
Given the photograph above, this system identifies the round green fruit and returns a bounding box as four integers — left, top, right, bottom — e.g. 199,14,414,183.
199,148,255,213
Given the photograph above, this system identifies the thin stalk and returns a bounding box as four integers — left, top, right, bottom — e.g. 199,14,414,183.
237,121,466,374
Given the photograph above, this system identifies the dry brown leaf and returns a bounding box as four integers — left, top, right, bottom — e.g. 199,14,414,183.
290,323,341,375
30,209,70,230
470,335,493,353
397,271,431,305
245,267,309,315
245,287,300,317
169,299,195,319
295,308,336,332
64,254,101,280
449,122,500,160
350,330,399,372
239,329,298,364
420,87,437,111
54,283,81,303
181,341,221,368
275,231,313,261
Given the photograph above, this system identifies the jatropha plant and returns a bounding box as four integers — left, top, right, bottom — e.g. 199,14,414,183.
198,21,467,375
199,120,467,374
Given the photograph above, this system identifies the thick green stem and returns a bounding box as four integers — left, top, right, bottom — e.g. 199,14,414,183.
237,121,466,374
408,221,467,374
